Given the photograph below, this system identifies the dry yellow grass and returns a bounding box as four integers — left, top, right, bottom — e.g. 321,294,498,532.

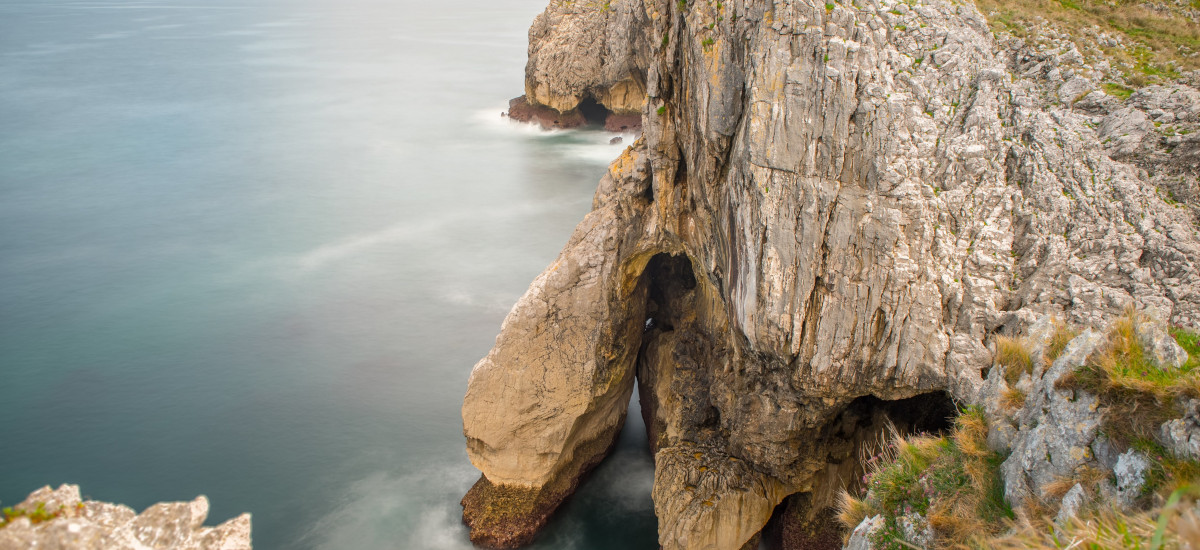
995,336,1033,386
837,408,1013,547
999,387,1026,412
1045,320,1078,364
1059,310,1200,454
982,486,1200,549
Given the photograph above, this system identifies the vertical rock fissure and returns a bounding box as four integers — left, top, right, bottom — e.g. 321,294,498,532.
636,252,702,453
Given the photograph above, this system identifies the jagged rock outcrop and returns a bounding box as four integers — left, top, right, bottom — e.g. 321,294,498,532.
0,484,251,550
463,0,1200,547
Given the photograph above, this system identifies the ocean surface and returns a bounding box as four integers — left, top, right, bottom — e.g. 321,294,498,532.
0,0,656,548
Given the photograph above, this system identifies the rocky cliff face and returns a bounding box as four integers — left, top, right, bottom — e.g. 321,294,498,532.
462,0,1200,547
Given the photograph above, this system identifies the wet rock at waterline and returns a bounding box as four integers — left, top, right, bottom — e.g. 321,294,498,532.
507,95,643,132
0,484,251,550
463,0,1200,547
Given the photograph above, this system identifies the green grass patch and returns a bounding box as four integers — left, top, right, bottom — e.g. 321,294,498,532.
0,502,72,529
1104,82,1134,100
838,407,1013,548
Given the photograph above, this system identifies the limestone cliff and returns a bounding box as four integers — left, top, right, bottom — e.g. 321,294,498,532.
462,0,1200,547
0,484,251,550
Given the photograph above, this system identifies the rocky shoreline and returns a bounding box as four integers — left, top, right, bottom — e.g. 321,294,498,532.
0,484,251,550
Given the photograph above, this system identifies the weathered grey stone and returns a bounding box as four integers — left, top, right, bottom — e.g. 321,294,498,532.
1114,450,1152,509
898,512,933,548
1135,318,1190,369
0,484,251,550
1161,398,1200,460
845,515,882,550
1001,329,1104,505
1055,483,1086,527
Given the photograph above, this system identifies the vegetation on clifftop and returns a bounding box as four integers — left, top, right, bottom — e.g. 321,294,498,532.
0,502,76,529
975,0,1200,84
1058,312,1200,503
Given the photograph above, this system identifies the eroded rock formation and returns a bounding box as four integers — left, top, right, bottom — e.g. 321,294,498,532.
463,0,1200,547
0,484,251,550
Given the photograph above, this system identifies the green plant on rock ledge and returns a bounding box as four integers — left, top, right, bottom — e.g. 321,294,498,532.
837,407,1014,549
0,501,73,529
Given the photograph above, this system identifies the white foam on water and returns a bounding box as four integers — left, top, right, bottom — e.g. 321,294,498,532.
469,105,568,137
469,106,642,166
437,287,519,313
304,464,479,550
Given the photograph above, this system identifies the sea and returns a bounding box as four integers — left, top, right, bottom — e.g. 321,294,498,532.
0,0,657,548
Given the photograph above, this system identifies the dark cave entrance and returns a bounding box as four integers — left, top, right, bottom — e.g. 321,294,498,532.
758,391,958,550
634,252,707,453
577,95,611,127
641,252,697,333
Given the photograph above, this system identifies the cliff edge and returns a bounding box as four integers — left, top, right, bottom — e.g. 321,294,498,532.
462,0,1200,547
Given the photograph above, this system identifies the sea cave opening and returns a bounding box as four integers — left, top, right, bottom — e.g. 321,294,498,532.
577,94,611,127
539,252,702,548
635,252,706,453
758,391,958,550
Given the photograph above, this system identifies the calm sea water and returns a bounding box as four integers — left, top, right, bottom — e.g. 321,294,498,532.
0,1,655,548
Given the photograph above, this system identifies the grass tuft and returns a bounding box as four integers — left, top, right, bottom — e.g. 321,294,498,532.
1045,320,1078,364
838,407,1013,548
995,336,1033,386
1000,387,1026,412
1104,82,1135,100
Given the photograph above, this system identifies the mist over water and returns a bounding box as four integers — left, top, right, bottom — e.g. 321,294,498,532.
0,0,655,548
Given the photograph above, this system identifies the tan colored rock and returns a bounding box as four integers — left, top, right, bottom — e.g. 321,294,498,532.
461,143,663,547
522,0,649,115
653,445,787,550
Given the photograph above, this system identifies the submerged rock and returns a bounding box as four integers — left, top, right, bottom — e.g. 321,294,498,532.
462,0,1200,546
0,484,251,550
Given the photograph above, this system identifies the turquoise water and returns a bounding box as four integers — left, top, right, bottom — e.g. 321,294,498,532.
0,1,655,548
